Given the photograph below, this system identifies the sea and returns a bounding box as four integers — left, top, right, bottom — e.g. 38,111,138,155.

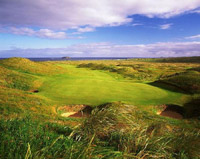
0,57,134,61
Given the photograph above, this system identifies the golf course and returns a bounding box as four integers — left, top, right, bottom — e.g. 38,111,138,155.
39,65,186,106
0,57,200,159
2,1,200,158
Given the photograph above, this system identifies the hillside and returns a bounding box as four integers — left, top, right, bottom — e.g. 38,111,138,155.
0,57,200,159
0,57,65,75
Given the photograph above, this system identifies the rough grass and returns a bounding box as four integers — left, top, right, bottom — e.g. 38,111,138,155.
68,102,200,159
0,118,73,159
77,61,199,82
1,102,199,159
0,87,56,119
158,71,200,94
0,57,66,75
0,57,200,158
0,65,36,91
129,56,200,63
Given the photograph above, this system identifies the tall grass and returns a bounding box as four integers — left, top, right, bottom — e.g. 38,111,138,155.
70,102,200,158
1,58,200,158
0,118,73,159
0,103,200,159
0,57,66,75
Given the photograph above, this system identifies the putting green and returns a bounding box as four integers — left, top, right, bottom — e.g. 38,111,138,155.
38,65,186,106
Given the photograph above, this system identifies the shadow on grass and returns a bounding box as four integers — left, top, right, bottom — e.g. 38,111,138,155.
184,98,200,119
149,81,190,94
189,67,200,72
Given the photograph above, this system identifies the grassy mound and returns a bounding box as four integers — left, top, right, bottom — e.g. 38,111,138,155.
77,60,200,83
0,87,55,119
158,71,200,94
0,57,65,75
78,62,159,81
0,65,36,91
0,58,59,119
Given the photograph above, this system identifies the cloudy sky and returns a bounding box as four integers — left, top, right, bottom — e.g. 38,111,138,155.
0,0,200,57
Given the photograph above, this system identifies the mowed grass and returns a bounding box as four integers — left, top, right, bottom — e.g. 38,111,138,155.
38,65,187,106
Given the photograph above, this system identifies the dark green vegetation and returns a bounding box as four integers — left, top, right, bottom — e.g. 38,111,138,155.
0,57,200,158
131,56,200,63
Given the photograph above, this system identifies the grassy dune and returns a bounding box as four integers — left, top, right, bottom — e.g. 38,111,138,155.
0,57,66,75
0,57,200,159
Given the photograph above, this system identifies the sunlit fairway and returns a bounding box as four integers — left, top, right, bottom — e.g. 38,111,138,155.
38,65,186,106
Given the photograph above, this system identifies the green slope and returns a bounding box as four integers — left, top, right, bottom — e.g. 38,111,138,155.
38,65,187,106
1,58,200,159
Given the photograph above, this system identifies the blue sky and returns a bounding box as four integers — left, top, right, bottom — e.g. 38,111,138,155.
0,0,200,57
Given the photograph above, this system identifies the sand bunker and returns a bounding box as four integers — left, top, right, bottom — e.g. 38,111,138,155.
31,90,39,93
157,104,185,119
58,105,93,118
61,112,77,117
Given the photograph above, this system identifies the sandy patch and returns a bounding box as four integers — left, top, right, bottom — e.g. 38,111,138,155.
61,112,77,117
58,105,93,118
157,104,184,119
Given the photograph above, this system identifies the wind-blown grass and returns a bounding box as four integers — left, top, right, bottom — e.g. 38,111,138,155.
0,57,200,158
0,57,66,75
69,102,200,159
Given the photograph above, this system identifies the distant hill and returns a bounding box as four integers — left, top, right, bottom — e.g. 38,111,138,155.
130,56,200,63
0,57,65,75
62,56,70,60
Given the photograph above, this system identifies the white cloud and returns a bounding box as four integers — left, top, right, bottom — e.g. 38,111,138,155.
73,27,96,34
77,27,95,33
36,29,67,39
0,0,200,29
160,23,173,30
186,34,200,39
132,23,143,26
1,42,200,57
4,27,68,39
10,27,35,36
191,9,200,13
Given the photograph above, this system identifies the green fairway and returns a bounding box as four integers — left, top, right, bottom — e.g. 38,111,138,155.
38,65,187,106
